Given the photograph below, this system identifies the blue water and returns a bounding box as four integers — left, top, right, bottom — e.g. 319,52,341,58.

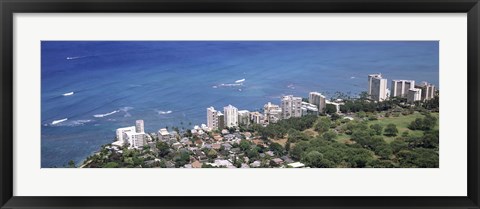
41,41,439,168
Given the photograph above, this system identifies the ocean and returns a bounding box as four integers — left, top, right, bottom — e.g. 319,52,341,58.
41,41,439,168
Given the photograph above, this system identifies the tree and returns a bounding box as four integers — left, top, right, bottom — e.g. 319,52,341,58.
351,129,372,146
207,149,218,159
408,114,437,131
289,141,309,160
322,130,337,141
247,147,260,160
156,141,170,157
287,129,309,143
103,162,119,168
325,104,337,114
68,160,76,168
174,151,190,167
285,141,291,152
302,151,333,168
375,144,392,159
357,111,367,118
384,123,398,137
269,142,285,156
315,117,331,134
370,124,383,135
397,148,438,168
330,113,341,121
239,139,251,151
390,139,408,154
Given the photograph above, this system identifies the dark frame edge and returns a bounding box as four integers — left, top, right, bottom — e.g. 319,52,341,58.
467,1,480,207
1,0,480,209
0,0,14,209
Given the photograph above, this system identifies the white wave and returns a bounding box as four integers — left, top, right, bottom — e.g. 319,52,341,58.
119,107,133,112
68,119,92,126
93,110,119,118
118,106,133,117
350,76,356,79
157,110,172,115
63,92,74,96
66,56,85,60
219,83,242,87
235,78,245,83
50,119,92,127
51,118,68,125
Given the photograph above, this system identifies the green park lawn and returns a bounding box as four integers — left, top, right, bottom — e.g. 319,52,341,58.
335,112,439,144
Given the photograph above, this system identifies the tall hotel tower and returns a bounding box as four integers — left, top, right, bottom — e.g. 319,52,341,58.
135,120,144,133
308,92,326,113
391,80,415,98
281,95,302,119
368,74,388,101
223,105,238,128
207,107,219,131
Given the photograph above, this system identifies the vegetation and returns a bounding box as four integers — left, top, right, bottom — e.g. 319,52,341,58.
81,93,439,169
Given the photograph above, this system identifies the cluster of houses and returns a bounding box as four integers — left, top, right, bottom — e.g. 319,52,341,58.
110,119,305,168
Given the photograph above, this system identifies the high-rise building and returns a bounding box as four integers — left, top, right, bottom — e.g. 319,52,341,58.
249,111,264,124
116,126,136,143
407,88,422,103
217,112,225,130
368,74,388,101
238,110,250,126
301,102,319,116
223,105,238,128
207,106,219,130
415,81,436,101
126,132,145,148
116,121,146,149
281,95,302,119
391,80,415,98
158,128,171,141
135,120,144,133
308,92,326,113
264,102,282,124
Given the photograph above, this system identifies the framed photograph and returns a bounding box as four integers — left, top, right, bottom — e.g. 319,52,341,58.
1,0,479,208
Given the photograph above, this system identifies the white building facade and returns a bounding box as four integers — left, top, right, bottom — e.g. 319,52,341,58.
115,120,146,149
416,81,436,101
135,120,144,133
391,80,415,98
308,92,326,113
238,110,250,126
407,88,422,103
368,74,388,101
281,95,302,119
224,104,238,128
263,102,282,124
207,106,219,131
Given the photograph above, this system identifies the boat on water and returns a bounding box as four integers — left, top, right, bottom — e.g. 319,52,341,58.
235,78,245,83
63,92,74,96
51,118,68,125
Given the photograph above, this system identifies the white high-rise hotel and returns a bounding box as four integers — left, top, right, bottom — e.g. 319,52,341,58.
207,106,219,131
407,88,422,103
368,74,388,101
224,104,238,128
115,120,146,149
281,95,302,119
416,81,436,101
308,92,326,113
391,80,415,98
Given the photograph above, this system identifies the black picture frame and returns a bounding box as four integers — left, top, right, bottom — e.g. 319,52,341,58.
1,0,479,208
